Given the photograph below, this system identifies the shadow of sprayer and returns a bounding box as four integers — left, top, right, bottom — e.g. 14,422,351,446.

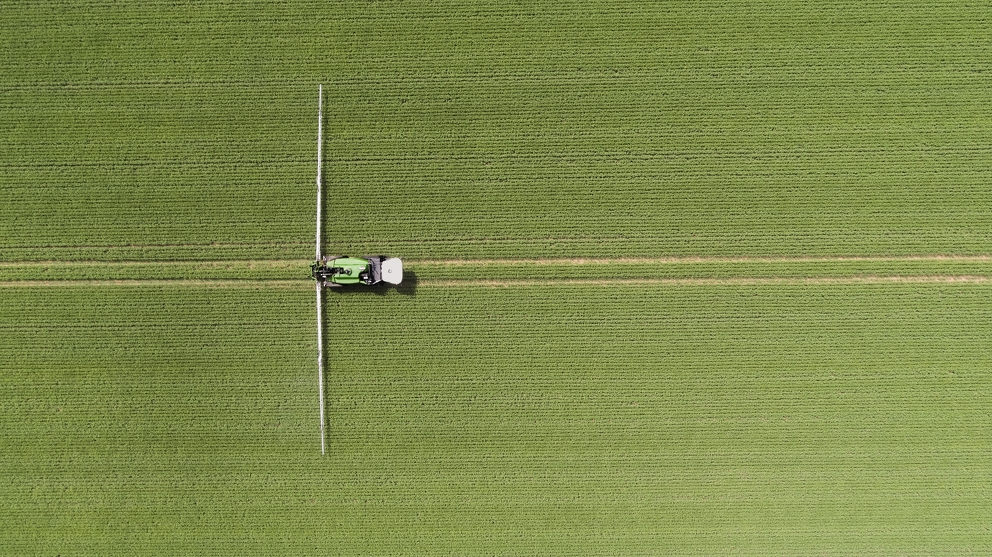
329,269,418,297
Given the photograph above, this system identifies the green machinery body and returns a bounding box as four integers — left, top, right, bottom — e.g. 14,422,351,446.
311,255,403,286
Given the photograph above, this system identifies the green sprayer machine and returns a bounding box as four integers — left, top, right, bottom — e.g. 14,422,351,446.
310,256,403,287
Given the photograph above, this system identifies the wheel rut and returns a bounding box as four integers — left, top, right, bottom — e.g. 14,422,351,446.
3,256,992,286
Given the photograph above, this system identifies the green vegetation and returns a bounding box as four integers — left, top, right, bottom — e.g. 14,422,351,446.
5,0,992,554
3,284,992,554
5,2,992,260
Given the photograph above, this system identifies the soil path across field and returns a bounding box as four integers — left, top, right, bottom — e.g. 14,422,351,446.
4,256,992,286
412,255,992,265
3,276,992,288
5,255,992,266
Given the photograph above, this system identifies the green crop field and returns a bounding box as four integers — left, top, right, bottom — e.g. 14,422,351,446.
4,0,992,554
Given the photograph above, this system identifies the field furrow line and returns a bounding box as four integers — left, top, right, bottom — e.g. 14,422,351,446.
0,279,311,288
0,259,308,267
412,255,992,265
421,276,992,287
4,255,992,266
4,276,992,288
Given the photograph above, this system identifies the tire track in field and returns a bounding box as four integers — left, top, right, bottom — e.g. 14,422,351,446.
4,255,991,266
412,255,992,265
3,256,992,287
419,276,992,287
3,276,992,288
0,280,311,288
0,260,308,267
0,242,307,250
